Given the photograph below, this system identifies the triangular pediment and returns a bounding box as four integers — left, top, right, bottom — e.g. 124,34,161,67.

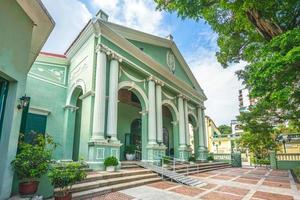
103,21,205,97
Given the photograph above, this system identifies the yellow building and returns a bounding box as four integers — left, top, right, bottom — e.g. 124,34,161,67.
205,116,232,154
277,133,300,154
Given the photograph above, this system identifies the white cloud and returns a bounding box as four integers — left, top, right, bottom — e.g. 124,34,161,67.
92,0,169,36
187,46,245,126
41,0,92,53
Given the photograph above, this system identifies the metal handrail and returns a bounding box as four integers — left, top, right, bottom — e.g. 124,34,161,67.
134,150,142,161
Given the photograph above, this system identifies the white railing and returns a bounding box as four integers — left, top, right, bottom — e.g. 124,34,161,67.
214,154,231,161
159,155,190,179
276,153,300,161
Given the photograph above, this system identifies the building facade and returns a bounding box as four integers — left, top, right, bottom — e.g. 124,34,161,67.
0,0,54,199
206,116,232,154
21,11,208,171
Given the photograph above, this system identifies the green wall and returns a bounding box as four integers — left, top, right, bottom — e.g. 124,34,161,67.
117,102,141,160
0,0,35,198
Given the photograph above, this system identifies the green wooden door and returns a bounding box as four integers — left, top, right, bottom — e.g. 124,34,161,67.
0,77,8,140
24,113,47,143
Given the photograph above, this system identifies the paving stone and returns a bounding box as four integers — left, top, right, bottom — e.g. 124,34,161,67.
212,175,235,180
234,177,259,184
216,185,250,196
146,181,178,190
252,191,294,200
200,191,243,200
170,185,205,197
92,192,134,200
262,181,291,189
200,183,217,190
193,173,213,177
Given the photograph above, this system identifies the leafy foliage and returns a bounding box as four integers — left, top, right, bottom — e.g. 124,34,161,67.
48,161,87,196
218,124,232,135
104,156,119,167
155,0,300,129
188,156,196,162
124,145,136,154
207,153,214,161
11,134,57,181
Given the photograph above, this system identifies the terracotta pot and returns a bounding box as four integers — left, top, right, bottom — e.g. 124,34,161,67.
55,192,72,200
19,181,39,195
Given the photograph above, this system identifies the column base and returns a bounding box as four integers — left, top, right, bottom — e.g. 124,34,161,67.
146,143,167,162
178,145,190,161
88,139,122,170
197,147,208,162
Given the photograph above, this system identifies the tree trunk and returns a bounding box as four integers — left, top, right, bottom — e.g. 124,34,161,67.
246,9,283,41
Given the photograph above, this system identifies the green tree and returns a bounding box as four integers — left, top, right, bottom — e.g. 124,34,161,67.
218,124,231,135
155,0,300,127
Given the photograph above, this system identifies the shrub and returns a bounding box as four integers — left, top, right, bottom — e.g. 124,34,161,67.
48,161,87,196
161,156,170,165
124,145,136,154
11,134,57,181
188,156,196,162
104,156,119,167
207,154,214,161
292,167,300,182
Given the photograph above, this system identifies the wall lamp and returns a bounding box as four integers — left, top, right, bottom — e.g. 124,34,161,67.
17,95,30,110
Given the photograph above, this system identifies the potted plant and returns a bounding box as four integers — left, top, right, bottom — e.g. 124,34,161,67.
124,145,136,161
104,156,119,172
48,161,87,200
188,156,196,164
11,134,57,196
207,154,214,163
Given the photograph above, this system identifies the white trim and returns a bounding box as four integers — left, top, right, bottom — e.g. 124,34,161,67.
27,74,67,88
79,90,95,100
162,99,179,121
96,148,105,160
66,79,87,105
118,81,149,110
29,107,51,116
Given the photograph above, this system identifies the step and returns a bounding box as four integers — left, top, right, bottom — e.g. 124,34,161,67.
66,173,158,193
121,165,140,169
82,169,153,183
72,177,161,199
182,166,231,176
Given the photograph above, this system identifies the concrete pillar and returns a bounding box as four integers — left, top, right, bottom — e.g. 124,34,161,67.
106,58,119,142
92,50,107,140
183,99,190,146
156,82,163,144
148,77,157,144
178,95,186,148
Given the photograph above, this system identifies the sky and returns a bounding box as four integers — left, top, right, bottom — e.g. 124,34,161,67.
41,0,244,126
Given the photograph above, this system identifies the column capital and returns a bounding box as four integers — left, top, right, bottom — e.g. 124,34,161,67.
110,53,123,63
96,43,109,54
155,79,164,86
197,105,206,110
177,94,188,100
147,76,155,82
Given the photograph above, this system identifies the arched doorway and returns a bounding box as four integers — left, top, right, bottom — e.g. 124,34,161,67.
69,86,83,161
117,82,147,161
162,101,179,158
188,114,199,157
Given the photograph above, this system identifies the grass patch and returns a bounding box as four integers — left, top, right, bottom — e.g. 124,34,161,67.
291,167,300,183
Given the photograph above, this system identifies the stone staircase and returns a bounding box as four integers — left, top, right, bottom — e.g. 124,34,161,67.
120,161,142,170
59,169,160,200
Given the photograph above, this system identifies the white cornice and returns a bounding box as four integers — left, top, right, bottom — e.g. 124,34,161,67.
29,107,51,116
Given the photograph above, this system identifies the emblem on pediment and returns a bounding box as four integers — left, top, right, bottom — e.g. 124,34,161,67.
166,50,175,74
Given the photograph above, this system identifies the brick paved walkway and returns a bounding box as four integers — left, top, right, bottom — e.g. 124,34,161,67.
94,167,300,200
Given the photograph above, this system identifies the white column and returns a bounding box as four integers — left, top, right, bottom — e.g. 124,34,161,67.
148,77,157,144
197,107,205,148
106,58,119,142
201,108,208,148
92,50,107,140
183,99,190,146
156,82,163,144
178,95,186,148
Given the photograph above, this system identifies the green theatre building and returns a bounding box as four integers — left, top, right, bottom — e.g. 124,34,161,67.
23,10,208,170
